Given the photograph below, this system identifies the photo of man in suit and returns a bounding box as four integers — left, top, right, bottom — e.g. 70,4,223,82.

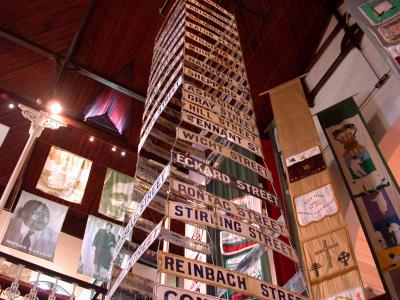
92,222,116,277
1,191,68,261
77,216,130,282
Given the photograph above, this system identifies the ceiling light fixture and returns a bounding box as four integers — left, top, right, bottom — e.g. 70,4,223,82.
112,146,117,152
48,101,62,115
89,136,94,142
121,151,126,157
8,103,15,109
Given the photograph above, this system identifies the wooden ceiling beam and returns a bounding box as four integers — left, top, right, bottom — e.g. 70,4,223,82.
0,87,139,156
0,29,146,102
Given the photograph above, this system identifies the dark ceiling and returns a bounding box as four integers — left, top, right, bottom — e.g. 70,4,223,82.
0,0,335,240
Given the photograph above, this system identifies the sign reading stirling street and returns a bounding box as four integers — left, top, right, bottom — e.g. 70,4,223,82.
158,252,306,300
171,151,279,207
166,201,297,262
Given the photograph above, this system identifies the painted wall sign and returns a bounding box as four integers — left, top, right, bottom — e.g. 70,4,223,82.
172,151,279,207
176,127,270,181
170,178,288,237
181,111,262,157
187,0,234,26
158,252,306,300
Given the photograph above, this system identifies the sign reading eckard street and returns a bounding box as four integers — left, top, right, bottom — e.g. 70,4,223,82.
166,201,297,262
158,252,306,300
171,151,279,207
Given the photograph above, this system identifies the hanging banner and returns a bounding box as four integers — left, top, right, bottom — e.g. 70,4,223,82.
171,151,279,207
115,164,170,257
285,146,326,183
108,221,163,298
270,79,366,299
317,97,400,273
154,284,222,300
176,128,271,181
294,184,339,226
170,179,288,237
302,227,357,284
158,252,306,300
1,191,68,261
36,146,92,204
166,201,298,262
98,168,135,221
78,215,130,282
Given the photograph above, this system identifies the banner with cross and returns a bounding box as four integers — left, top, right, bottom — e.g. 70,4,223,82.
302,227,357,284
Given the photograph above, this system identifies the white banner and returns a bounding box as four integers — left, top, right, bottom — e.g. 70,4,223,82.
294,184,339,226
154,284,222,300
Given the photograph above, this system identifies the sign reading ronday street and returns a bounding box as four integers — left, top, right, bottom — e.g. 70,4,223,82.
158,252,306,300
171,151,279,207
166,201,297,262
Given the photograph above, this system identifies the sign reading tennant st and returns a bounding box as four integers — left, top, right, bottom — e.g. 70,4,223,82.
153,285,222,300
171,151,279,207
166,201,297,262
170,178,288,237
158,252,306,300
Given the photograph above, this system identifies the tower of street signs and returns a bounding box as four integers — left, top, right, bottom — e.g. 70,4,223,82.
107,1,305,299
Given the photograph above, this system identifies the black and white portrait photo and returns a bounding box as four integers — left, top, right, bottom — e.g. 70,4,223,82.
77,215,129,282
1,191,68,261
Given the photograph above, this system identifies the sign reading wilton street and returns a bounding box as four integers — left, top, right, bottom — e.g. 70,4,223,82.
158,252,306,300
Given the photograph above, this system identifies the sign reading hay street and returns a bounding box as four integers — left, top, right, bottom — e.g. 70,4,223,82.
172,151,279,207
158,252,306,300
166,201,297,261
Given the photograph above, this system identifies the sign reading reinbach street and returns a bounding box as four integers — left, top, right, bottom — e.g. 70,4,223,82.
158,252,306,300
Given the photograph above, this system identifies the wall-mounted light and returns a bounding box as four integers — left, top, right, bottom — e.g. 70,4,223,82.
121,151,126,157
89,136,95,142
111,146,117,152
8,103,15,109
